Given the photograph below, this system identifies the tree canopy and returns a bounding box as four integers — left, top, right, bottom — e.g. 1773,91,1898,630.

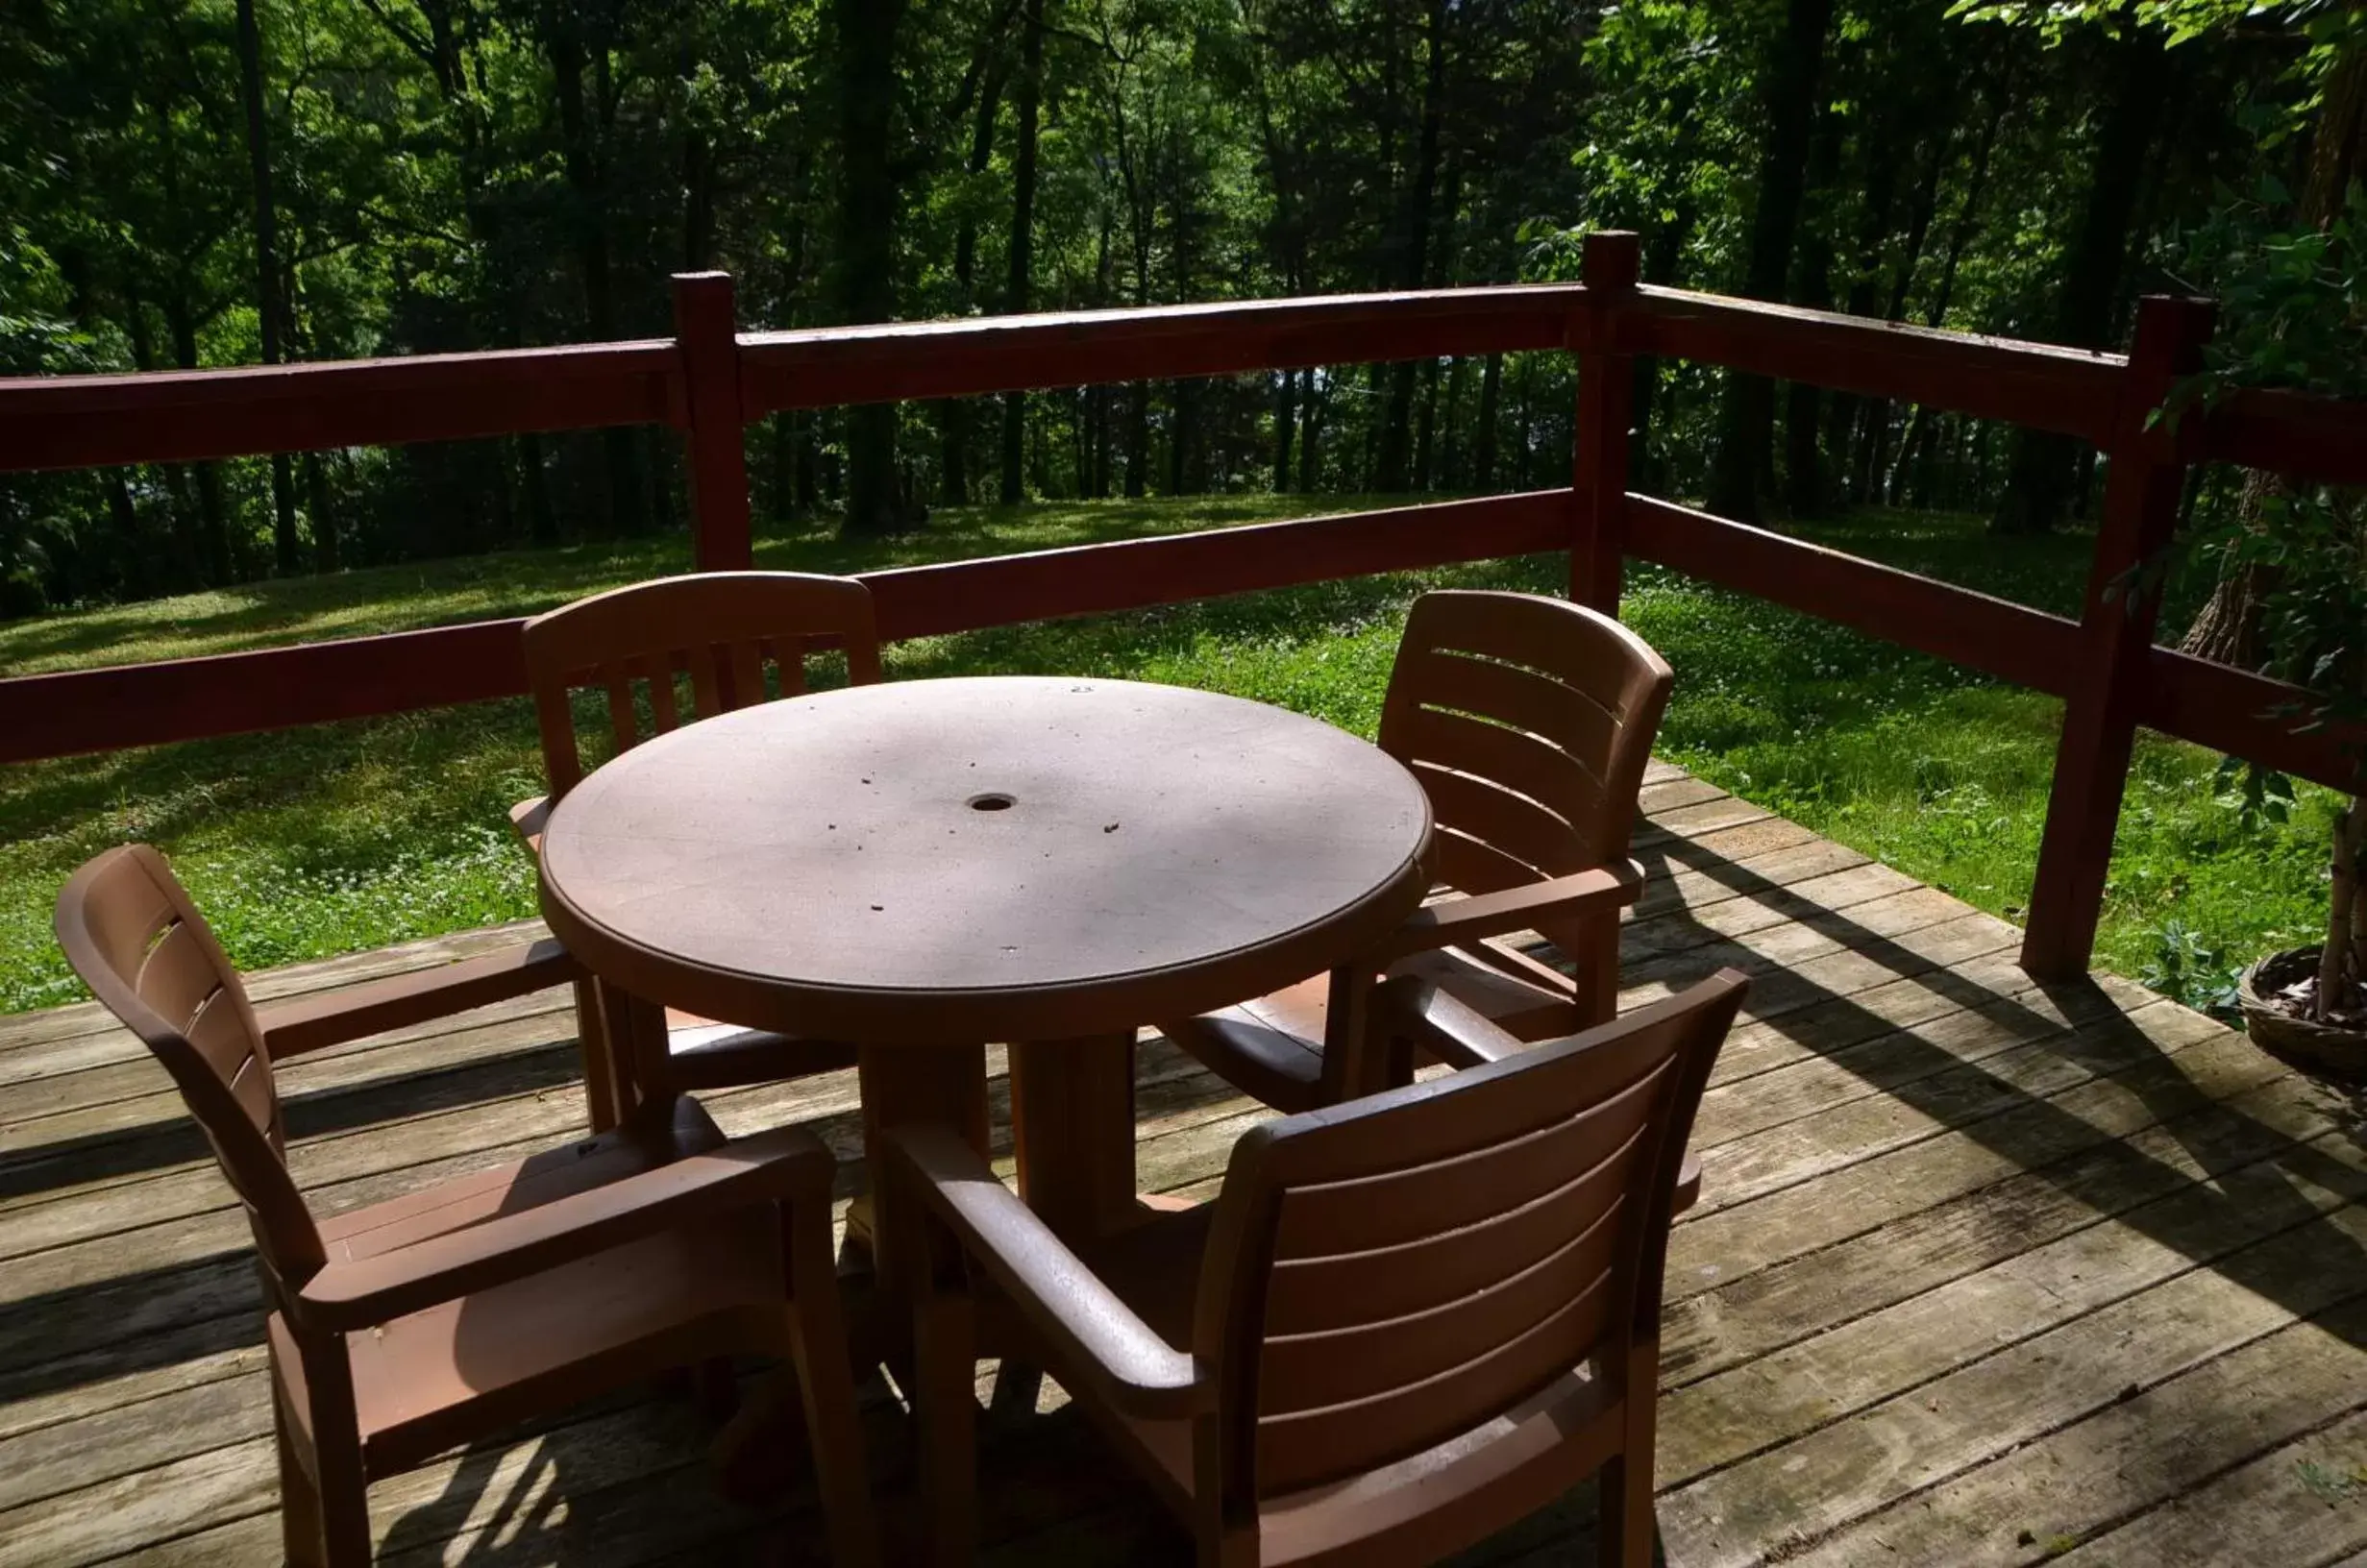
1,0,2359,611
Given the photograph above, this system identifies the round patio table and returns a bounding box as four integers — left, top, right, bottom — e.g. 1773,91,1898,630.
537,674,1432,1253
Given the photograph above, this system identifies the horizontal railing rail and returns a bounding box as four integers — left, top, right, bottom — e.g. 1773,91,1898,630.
0,341,682,473
2,233,2364,980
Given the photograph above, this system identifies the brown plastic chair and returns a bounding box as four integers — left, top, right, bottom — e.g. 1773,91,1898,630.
512,571,883,1128
1161,590,1675,1114
55,845,879,1568
888,968,1746,1568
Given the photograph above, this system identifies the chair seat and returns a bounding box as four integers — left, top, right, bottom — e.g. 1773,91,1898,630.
276,1098,790,1473
1160,943,1581,1116
662,1016,859,1087
1161,975,1335,1115
275,1213,785,1474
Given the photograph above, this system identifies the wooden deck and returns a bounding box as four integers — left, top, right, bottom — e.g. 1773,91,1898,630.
3,762,2362,1566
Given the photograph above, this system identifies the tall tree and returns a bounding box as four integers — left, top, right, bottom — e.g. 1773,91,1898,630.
234,0,299,574
999,0,1047,503
1374,0,1449,493
1992,20,2172,534
1708,0,1836,524
941,30,1008,507
837,0,906,536
541,0,646,534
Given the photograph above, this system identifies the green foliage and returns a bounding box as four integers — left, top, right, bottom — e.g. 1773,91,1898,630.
2171,176,2367,747
1949,1,2337,50
2174,179,2367,404
0,0,2346,595
2138,917,2241,1019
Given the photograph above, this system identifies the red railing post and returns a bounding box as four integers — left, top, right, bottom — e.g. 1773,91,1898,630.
2020,294,2216,980
1570,231,1640,613
672,271,756,572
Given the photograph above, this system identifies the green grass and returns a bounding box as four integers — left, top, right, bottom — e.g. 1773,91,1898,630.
0,496,2335,1016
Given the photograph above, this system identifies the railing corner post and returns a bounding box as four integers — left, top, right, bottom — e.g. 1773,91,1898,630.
1571,231,1642,614
2020,292,2217,981
672,270,755,573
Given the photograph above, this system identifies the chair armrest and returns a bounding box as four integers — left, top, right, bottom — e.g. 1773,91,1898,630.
1373,860,1646,965
256,938,582,1060
509,796,550,852
1375,974,1527,1068
882,1123,1212,1420
294,1121,827,1332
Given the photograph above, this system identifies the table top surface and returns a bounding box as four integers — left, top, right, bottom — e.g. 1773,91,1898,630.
538,675,1432,1041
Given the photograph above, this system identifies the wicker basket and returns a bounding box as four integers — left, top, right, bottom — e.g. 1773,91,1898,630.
2238,945,2367,1082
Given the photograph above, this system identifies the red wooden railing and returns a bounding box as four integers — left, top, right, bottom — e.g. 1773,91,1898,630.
3,232,2363,982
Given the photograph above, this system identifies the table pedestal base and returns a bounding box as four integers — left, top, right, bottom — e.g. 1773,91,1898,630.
1007,1032,1141,1249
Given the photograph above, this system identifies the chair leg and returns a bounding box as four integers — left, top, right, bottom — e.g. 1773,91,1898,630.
1596,1451,1657,1568
692,1357,741,1423
311,1433,373,1568
273,1391,326,1568
912,1279,979,1568
783,1198,882,1568
1575,913,1621,1029
572,976,621,1133
1598,1343,1661,1568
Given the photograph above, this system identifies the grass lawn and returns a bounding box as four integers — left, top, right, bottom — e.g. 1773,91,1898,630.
0,494,2334,1017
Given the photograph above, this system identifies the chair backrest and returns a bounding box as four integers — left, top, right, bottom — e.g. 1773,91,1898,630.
54,845,324,1287
1376,590,1673,894
522,571,884,799
1191,969,1744,1505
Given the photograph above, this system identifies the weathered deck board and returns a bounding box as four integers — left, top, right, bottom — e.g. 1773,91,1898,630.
1,763,2359,1567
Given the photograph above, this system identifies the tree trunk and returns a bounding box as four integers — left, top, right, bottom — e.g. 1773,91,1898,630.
769,413,797,525
546,6,644,535
1273,370,1298,493
942,54,1006,507
302,451,340,572
1709,0,1835,524
1782,104,1844,518
682,124,716,270
2321,795,2367,1019
1821,141,1900,502
836,0,906,535
234,0,299,575
1440,356,1469,488
1168,380,1197,494
999,0,1046,504
163,294,232,584
508,431,554,543
1414,355,1442,492
1297,372,1324,494
1376,0,1449,492
101,468,144,597
1473,353,1502,489
1632,218,1691,494
1994,26,2171,535
1124,382,1149,497
1883,98,2005,505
